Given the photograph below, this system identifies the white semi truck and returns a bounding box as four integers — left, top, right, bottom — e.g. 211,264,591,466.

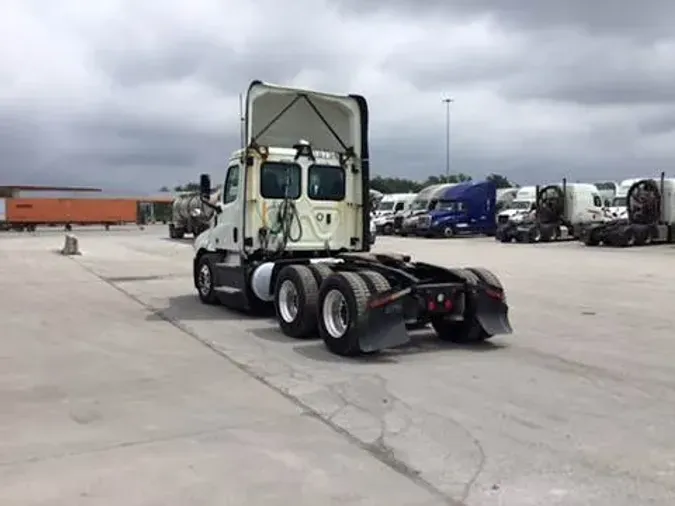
496,180,605,243
580,173,675,247
495,186,537,227
191,81,512,357
372,193,417,235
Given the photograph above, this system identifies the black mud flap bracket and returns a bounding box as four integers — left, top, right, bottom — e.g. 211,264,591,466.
473,289,513,336
359,288,411,353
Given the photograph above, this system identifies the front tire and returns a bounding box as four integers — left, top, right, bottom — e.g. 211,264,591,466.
274,265,319,339
317,272,371,357
195,254,220,305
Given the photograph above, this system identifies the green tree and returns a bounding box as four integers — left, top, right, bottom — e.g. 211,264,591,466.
486,173,514,189
173,182,200,192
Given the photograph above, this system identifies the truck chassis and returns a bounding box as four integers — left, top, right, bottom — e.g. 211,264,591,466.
580,176,674,247
193,251,512,357
580,221,673,247
496,220,577,243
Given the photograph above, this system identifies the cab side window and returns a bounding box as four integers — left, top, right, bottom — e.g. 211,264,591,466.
593,195,602,207
394,202,404,212
224,165,239,204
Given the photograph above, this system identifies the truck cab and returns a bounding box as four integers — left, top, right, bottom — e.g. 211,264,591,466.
496,186,537,225
416,181,497,238
191,81,512,357
372,193,417,234
606,178,642,219
497,181,604,243
400,183,456,235
593,181,618,206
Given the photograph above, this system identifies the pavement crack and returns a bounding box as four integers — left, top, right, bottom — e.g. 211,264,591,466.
71,259,466,506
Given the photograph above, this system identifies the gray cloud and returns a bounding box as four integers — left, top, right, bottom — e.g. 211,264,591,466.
335,0,675,40
1,0,675,194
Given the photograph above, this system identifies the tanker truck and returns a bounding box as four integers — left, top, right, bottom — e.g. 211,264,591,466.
169,190,220,239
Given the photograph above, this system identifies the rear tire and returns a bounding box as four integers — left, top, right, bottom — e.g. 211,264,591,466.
307,263,334,286
583,229,599,246
431,316,490,343
274,265,319,339
317,272,371,357
433,267,492,343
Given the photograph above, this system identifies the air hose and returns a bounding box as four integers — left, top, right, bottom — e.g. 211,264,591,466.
263,166,303,254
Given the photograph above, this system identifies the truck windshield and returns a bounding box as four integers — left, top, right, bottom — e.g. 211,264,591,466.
612,197,626,207
436,200,464,211
308,164,345,201
260,162,301,199
510,200,531,210
410,200,428,211
378,202,394,211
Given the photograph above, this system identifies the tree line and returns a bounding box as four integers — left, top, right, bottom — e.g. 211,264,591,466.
162,173,515,194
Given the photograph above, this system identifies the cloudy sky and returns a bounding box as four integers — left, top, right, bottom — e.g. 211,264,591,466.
2,0,675,194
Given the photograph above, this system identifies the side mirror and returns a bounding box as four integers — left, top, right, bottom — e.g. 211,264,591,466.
199,174,211,198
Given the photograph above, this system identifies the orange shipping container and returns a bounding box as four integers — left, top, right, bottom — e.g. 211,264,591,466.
6,198,139,225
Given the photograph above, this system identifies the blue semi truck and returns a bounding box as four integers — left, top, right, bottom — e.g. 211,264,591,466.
414,181,497,238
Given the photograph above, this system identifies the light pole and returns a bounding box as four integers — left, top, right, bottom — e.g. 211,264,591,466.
442,98,453,181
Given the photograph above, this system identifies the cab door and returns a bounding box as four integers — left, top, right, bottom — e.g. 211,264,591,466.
212,164,242,264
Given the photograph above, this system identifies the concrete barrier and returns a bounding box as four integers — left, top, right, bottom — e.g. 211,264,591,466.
61,234,81,255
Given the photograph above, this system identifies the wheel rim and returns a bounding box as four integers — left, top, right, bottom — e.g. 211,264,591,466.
198,264,211,296
278,280,299,323
533,229,541,241
444,227,453,237
322,289,349,339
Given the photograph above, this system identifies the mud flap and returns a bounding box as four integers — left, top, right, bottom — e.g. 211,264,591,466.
473,291,513,336
359,299,410,353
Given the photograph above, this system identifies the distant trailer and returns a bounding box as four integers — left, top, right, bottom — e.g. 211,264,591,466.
0,197,140,231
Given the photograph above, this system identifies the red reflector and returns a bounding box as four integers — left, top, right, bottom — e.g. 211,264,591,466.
444,299,453,310
427,301,436,311
485,289,504,301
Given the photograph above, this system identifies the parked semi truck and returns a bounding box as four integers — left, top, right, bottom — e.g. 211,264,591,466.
496,180,605,243
398,183,457,236
593,181,618,205
415,181,497,238
496,188,518,213
372,192,417,235
495,186,537,227
0,197,140,231
169,191,219,239
191,81,512,357
580,173,675,247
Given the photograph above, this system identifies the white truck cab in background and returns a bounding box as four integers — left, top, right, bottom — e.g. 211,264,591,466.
373,193,417,234
496,186,537,225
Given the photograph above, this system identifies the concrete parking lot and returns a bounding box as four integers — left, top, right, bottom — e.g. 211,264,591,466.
2,225,675,505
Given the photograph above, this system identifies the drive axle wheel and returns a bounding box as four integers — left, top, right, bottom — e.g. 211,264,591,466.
583,229,599,246
317,272,371,357
431,315,490,343
433,267,494,343
529,226,542,243
274,265,319,339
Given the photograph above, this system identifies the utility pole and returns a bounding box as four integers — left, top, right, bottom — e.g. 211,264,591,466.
442,98,453,181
